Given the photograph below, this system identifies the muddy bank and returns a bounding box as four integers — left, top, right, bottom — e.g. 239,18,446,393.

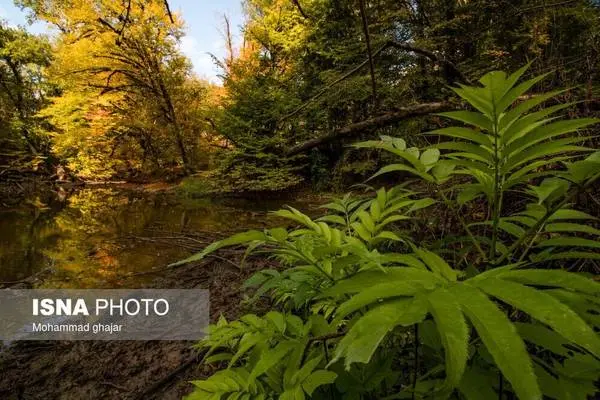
0,249,275,400
0,182,325,399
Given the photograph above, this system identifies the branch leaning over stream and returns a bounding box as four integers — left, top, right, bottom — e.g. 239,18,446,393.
285,102,451,156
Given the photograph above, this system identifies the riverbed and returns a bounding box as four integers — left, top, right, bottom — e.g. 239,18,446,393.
0,184,326,399
0,185,322,288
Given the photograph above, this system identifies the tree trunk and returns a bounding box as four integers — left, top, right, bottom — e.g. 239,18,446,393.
359,0,377,106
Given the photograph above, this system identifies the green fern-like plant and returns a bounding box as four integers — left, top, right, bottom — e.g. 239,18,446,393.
325,253,599,399
179,67,600,400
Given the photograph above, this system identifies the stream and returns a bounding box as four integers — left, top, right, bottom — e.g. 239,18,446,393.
0,185,320,288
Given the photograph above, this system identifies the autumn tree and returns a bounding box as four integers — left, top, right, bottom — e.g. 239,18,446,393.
19,0,209,177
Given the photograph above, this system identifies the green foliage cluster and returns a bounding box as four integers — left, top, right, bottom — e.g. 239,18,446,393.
178,150,305,195
0,22,53,169
178,68,600,399
210,0,600,190
209,150,305,193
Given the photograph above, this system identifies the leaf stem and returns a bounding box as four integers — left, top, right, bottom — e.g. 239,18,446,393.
412,324,419,400
439,190,487,261
498,371,503,399
301,332,345,364
491,101,501,259
517,223,545,263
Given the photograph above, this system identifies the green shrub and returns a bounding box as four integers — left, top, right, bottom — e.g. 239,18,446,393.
179,66,600,400
207,150,305,193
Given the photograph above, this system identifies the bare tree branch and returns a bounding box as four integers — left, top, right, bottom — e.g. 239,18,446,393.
291,0,310,19
279,40,469,122
163,0,174,23
115,0,132,43
223,15,234,69
97,17,119,35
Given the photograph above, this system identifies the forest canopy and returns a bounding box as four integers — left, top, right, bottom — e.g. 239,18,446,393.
1,0,600,189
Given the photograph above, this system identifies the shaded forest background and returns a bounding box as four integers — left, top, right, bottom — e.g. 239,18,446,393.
2,0,600,192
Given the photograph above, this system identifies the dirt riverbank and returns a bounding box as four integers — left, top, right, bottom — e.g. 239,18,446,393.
0,247,274,400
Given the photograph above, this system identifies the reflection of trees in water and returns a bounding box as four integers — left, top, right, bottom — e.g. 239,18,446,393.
1,188,318,287
0,188,154,287
1,188,211,287
38,188,164,288
0,197,63,281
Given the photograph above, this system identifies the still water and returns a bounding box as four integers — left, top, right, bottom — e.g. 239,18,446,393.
0,186,317,288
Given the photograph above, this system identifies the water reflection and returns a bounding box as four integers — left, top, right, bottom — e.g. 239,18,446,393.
0,187,315,288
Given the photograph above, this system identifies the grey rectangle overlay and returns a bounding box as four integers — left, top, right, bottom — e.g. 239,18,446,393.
0,289,209,340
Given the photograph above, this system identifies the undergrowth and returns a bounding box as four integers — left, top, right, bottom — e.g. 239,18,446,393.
177,66,600,400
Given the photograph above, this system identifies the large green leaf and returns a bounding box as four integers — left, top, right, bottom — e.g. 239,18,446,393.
334,281,420,320
415,248,458,281
435,111,492,132
533,362,598,400
323,268,442,297
333,296,428,368
546,289,600,329
435,141,493,162
272,207,319,230
503,139,590,172
170,230,267,266
421,148,441,170
514,322,571,356
493,269,600,295
370,163,434,182
301,370,337,396
427,288,469,391
452,85,494,119
505,118,599,156
498,89,568,133
473,278,600,357
496,72,549,113
452,284,541,400
425,127,493,147
549,209,598,221
536,237,600,249
502,101,573,142
250,341,297,380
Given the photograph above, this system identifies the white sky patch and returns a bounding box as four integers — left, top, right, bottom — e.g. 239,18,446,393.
179,35,222,83
179,35,200,58
195,53,222,84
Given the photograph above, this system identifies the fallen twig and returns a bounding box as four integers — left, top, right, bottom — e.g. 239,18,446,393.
100,381,130,392
134,352,203,400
